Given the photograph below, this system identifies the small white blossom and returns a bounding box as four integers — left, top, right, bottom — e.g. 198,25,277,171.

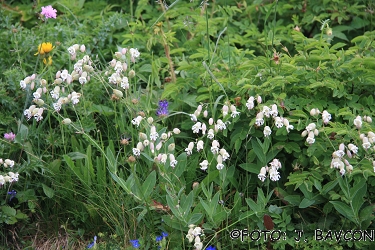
131,116,143,127
322,110,331,124
263,126,272,137
169,154,178,168
230,105,240,118
258,166,267,182
207,129,215,140
199,160,208,171
197,140,204,151
246,96,255,110
269,168,280,181
192,122,202,133
262,106,271,118
274,117,284,128
353,116,362,129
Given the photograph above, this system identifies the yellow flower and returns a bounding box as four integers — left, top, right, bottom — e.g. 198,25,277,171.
35,42,54,55
43,56,53,65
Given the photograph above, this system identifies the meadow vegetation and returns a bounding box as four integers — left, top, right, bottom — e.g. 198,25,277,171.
1,0,375,249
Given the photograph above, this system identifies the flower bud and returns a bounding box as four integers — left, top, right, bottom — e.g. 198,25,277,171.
113,89,123,98
301,130,308,137
257,96,262,104
209,118,214,125
115,52,122,58
147,117,154,124
121,48,127,55
129,70,136,78
168,143,175,152
62,118,72,125
139,132,147,140
173,128,180,134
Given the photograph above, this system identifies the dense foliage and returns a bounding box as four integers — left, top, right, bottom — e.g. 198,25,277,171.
1,0,375,249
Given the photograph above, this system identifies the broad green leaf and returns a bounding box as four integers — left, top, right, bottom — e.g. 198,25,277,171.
42,184,54,198
330,201,356,223
299,198,315,208
142,171,156,199
181,191,194,216
283,195,301,206
251,139,266,165
2,206,16,216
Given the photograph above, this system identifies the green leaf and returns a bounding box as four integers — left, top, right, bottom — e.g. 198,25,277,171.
106,146,117,174
251,139,266,165
2,206,16,216
299,198,315,208
283,195,301,206
351,181,366,216
181,191,194,217
42,184,55,198
142,171,156,199
330,201,356,222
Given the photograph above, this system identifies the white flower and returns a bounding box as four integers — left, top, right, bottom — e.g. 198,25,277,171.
353,116,362,129
68,46,76,55
115,61,123,72
20,80,26,89
197,140,204,151
160,154,168,164
220,148,230,161
332,150,345,158
246,96,255,110
4,159,15,168
149,126,159,141
33,88,43,100
255,112,264,126
132,148,140,156
274,117,284,128
0,175,4,185
70,91,81,105
306,132,315,144
192,122,202,133
79,76,87,84
348,143,358,154
362,137,371,149
230,105,240,118
222,105,229,117
269,159,282,170
185,142,194,156
310,108,320,116
131,116,143,127
216,155,224,170
190,114,197,122
34,108,44,122
322,110,331,124
169,154,178,168
269,168,280,181
121,77,129,89
306,123,316,132
211,140,220,154
263,126,272,137
173,128,181,134
199,160,208,170
216,119,226,130
53,102,62,112
258,166,267,182
262,106,271,118
207,129,215,140
270,104,278,117
129,48,140,58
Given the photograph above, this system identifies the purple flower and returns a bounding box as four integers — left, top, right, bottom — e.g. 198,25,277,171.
156,235,163,242
4,132,15,141
130,239,140,248
156,100,169,117
7,190,17,201
41,5,57,19
161,232,168,238
206,246,216,250
87,236,97,249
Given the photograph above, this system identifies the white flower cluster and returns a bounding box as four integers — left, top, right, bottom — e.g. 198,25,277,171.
258,159,282,182
252,100,293,134
0,158,19,186
186,104,232,171
106,47,140,92
301,123,319,145
353,115,372,129
186,225,204,250
131,117,180,169
360,132,375,150
330,143,354,176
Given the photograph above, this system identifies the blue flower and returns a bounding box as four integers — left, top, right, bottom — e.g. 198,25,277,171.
156,100,169,117
156,235,163,242
161,232,168,238
7,190,17,201
130,239,140,248
206,246,216,250
87,236,97,249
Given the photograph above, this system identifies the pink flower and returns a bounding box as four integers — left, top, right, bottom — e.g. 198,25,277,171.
41,5,57,19
4,132,16,141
